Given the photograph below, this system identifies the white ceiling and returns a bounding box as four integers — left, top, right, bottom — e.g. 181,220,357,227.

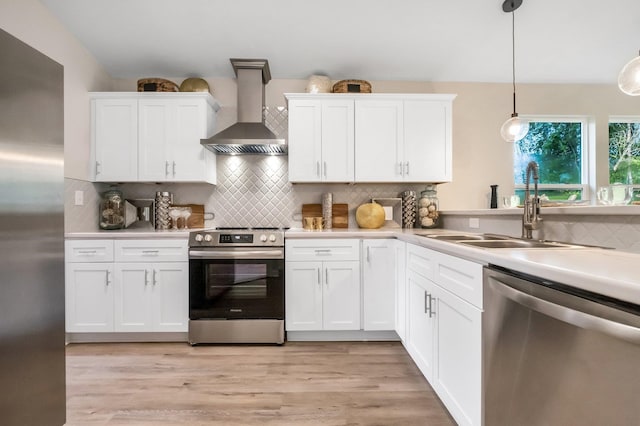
40,0,640,84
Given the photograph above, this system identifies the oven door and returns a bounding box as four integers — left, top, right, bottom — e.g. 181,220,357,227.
189,248,284,320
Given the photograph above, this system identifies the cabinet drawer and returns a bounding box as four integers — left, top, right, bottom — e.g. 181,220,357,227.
286,239,360,261
115,239,188,262
432,251,484,309
406,243,436,280
65,240,114,262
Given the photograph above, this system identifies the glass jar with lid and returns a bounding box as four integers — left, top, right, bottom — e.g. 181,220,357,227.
418,185,439,228
99,189,125,230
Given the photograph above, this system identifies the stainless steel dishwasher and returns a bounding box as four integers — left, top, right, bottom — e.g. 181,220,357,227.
483,266,640,425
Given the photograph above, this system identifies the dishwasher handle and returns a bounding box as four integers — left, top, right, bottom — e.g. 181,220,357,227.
488,272,640,345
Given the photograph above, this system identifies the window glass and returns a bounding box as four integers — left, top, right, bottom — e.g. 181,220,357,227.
514,119,585,201
608,121,640,184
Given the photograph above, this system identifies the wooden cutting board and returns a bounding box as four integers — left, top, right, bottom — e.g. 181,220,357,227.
302,203,348,228
171,204,205,229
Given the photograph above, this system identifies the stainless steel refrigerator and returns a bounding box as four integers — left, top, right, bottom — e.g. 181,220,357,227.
0,28,66,425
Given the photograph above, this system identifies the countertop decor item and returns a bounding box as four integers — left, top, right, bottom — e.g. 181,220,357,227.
322,193,333,229
418,185,439,228
306,75,332,93
355,202,385,229
99,189,125,230
372,198,402,228
137,77,179,92
401,190,417,228
332,79,372,93
490,184,498,208
179,77,210,93
154,191,173,230
302,203,348,228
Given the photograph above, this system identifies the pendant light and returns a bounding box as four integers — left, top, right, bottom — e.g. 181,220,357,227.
500,0,529,142
618,50,640,96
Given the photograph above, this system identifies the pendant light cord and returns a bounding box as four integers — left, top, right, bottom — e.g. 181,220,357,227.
511,9,517,115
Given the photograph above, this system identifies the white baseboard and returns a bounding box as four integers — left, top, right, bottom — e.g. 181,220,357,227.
286,330,400,342
66,332,188,343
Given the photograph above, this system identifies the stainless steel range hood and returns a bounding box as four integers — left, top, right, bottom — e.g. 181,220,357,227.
201,59,286,155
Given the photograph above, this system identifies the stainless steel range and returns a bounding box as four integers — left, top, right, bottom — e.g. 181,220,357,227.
188,228,285,344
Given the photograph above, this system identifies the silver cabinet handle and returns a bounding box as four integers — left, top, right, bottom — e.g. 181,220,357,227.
165,161,170,176
105,270,111,286
405,161,410,176
152,269,157,285
325,268,329,285
397,162,403,176
323,161,327,178
77,250,97,255
316,161,320,177
317,268,321,286
314,249,331,256
424,291,429,314
142,250,160,255
428,293,435,318
366,246,371,263
144,269,149,285
172,161,176,176
95,161,101,175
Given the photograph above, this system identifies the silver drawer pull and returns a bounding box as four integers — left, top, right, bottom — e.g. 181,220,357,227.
142,250,160,255
77,250,97,254
314,249,331,255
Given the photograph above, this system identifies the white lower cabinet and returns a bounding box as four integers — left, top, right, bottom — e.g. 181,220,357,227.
404,243,483,426
65,262,115,332
285,239,360,331
362,239,396,330
114,262,188,332
65,239,188,335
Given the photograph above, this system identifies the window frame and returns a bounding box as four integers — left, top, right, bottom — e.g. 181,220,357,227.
514,115,591,200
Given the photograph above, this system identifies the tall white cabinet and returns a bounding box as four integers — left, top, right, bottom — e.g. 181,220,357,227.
91,92,219,184
285,93,455,183
361,239,396,330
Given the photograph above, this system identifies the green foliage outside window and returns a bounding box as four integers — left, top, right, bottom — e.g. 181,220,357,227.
609,122,640,184
514,122,582,185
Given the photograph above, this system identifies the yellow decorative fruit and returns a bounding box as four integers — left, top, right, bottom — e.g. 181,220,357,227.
356,203,386,229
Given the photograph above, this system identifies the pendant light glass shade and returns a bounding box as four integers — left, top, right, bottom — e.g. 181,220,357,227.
618,52,640,96
500,113,530,142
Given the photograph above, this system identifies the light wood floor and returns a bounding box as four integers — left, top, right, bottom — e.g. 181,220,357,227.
65,341,455,425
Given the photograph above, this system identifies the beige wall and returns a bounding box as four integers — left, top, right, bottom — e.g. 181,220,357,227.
115,77,640,210
0,0,113,180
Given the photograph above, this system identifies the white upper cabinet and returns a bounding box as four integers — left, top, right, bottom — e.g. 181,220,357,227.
287,96,354,182
355,95,454,182
91,92,219,184
285,93,454,183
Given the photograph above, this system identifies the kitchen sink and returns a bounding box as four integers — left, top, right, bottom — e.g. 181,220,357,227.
426,234,509,241
458,239,587,249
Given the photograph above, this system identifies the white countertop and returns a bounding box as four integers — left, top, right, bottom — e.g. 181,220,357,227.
286,227,640,306
65,228,196,239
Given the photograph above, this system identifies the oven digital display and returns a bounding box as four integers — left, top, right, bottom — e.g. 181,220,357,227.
219,234,253,244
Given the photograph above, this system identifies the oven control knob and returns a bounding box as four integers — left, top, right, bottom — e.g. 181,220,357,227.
204,234,213,242
259,234,267,242
194,234,204,242
268,234,277,242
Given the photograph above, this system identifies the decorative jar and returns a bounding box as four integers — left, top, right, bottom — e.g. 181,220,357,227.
418,185,439,228
99,189,125,230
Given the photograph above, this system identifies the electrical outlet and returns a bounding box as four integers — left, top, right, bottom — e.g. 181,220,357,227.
469,218,480,229
74,190,84,206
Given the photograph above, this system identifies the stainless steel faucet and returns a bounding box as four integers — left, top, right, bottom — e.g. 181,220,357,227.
522,161,542,239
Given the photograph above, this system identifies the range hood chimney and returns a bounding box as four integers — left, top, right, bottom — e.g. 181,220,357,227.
201,58,286,155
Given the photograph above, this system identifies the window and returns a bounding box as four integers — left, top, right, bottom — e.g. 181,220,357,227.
608,118,640,185
513,117,588,201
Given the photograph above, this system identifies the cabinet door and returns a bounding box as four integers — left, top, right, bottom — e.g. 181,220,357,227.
354,100,403,182
395,240,407,341
323,261,361,330
288,99,322,182
362,239,396,331
65,263,114,332
138,99,171,181
114,263,153,332
406,270,435,381
170,98,210,182
92,98,138,181
432,285,482,426
152,262,188,332
321,100,354,182
404,100,452,182
285,261,323,331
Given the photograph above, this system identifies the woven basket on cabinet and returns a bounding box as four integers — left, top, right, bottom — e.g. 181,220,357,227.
332,79,372,93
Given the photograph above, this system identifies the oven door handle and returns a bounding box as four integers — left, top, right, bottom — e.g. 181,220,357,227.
189,249,284,260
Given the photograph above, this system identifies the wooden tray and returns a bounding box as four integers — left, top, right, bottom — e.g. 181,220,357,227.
302,203,348,228
171,204,204,229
